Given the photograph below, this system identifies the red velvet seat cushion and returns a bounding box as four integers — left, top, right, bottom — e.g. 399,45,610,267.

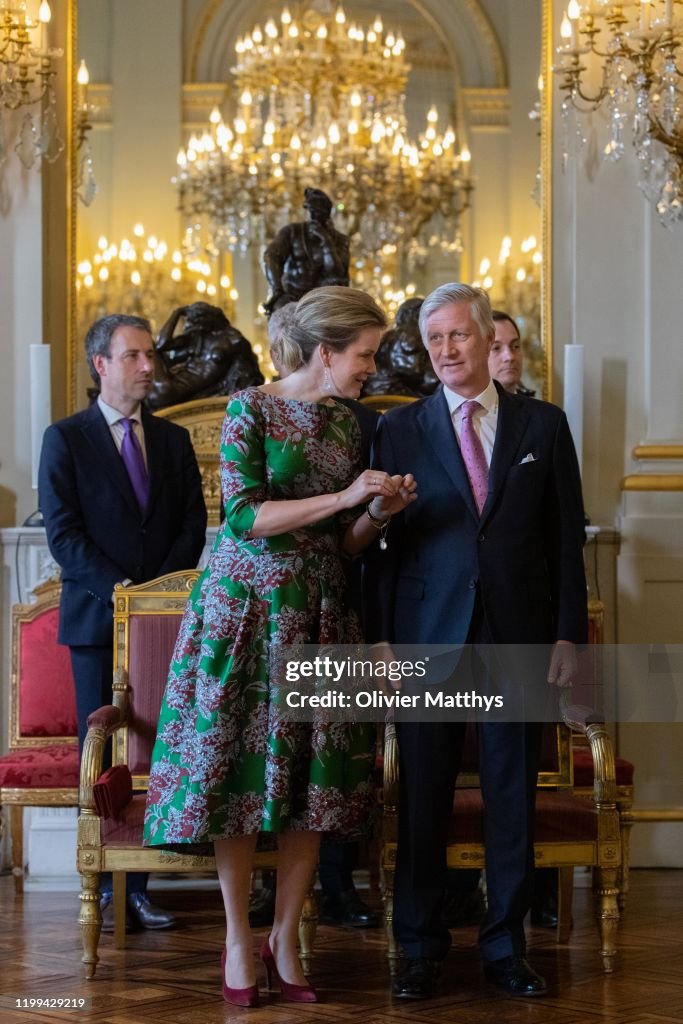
0,744,79,788
572,748,634,787
448,788,598,844
18,607,77,739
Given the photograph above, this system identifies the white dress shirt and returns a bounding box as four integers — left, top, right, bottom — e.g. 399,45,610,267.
97,396,148,469
443,378,499,467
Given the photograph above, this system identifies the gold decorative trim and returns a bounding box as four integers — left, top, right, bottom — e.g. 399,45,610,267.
541,0,552,403
462,87,510,127
632,445,683,460
67,0,77,414
0,788,79,805
621,475,683,492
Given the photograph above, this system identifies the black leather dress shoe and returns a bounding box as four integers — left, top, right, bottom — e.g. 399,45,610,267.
483,956,547,997
320,889,380,928
391,958,441,1000
99,893,137,934
127,893,177,930
530,906,559,929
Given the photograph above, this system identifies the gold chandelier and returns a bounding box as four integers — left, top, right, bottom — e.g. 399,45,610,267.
76,224,240,337
555,0,683,226
0,0,63,206
175,3,472,279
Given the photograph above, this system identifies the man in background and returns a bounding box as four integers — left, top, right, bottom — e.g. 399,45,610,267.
489,309,536,397
39,313,207,931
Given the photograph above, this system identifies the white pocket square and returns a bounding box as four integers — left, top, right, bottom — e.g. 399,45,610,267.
519,452,537,464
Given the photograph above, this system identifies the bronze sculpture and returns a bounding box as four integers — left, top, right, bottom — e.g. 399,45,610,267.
147,302,264,410
361,297,439,398
263,188,350,314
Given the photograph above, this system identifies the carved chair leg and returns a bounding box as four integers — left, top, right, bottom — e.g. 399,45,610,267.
79,872,102,980
10,805,25,897
298,885,318,977
556,866,574,943
113,871,127,949
382,869,400,976
594,866,619,973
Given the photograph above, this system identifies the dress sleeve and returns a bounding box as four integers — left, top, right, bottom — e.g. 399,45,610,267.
220,393,267,538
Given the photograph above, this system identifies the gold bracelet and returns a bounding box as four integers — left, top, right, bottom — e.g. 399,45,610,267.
366,502,389,527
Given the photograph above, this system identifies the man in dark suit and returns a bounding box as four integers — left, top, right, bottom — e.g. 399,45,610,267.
39,313,207,930
489,309,536,397
370,283,587,999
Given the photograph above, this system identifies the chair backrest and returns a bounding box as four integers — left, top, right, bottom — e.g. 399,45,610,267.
359,394,417,413
10,578,77,748
112,570,201,787
155,396,228,527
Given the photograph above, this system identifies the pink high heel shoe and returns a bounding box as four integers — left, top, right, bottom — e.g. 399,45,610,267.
259,938,318,1003
221,946,260,1007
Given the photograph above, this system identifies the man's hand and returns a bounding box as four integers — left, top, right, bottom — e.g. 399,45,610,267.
547,640,577,688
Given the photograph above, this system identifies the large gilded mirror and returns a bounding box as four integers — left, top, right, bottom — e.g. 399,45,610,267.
66,0,552,411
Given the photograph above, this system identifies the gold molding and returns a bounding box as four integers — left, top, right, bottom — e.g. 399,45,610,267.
621,475,683,491
541,0,552,403
462,87,510,127
67,0,78,414
632,445,683,460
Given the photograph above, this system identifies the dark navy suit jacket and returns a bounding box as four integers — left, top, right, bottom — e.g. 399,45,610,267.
39,402,207,647
369,381,587,647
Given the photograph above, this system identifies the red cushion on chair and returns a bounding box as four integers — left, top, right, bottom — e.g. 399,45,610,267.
447,788,598,844
102,793,146,844
127,615,184,776
0,744,79,788
572,748,635,787
18,608,77,739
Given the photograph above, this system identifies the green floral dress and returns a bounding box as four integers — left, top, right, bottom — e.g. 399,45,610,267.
143,389,374,846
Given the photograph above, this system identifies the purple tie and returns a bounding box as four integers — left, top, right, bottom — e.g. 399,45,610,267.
119,418,149,511
459,400,489,514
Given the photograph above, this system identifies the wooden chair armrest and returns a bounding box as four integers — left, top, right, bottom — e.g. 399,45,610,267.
79,702,128,811
383,718,399,790
560,695,617,804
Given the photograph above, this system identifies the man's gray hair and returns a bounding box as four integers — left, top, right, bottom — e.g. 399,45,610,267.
418,283,494,347
85,313,152,385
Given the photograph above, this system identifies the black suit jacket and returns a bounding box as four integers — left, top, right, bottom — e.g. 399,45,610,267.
369,381,587,646
39,403,207,646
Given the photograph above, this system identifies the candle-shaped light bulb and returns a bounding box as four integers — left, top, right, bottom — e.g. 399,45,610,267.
537,74,543,92
459,146,471,163
560,14,572,40
335,5,346,24
567,0,581,20
427,105,438,123
38,1,51,24
281,8,291,25
209,106,221,124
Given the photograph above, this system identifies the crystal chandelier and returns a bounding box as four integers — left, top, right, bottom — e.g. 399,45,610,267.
555,0,683,226
473,235,545,387
0,0,63,209
76,224,240,337
175,3,472,281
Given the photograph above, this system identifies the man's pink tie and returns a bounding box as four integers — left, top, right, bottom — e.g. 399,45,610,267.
459,400,489,514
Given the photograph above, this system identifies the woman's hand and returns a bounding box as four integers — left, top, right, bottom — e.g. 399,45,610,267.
368,473,418,519
339,469,401,510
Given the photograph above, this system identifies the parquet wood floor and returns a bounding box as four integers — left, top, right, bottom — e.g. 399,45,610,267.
1,870,682,1024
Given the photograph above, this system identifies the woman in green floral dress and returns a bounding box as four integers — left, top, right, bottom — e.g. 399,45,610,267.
143,287,416,1004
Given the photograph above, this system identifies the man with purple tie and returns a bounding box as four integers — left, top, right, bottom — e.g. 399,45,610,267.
39,314,206,930
368,284,586,1000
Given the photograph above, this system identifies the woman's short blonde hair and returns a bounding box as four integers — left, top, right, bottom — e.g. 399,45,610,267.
276,286,387,373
